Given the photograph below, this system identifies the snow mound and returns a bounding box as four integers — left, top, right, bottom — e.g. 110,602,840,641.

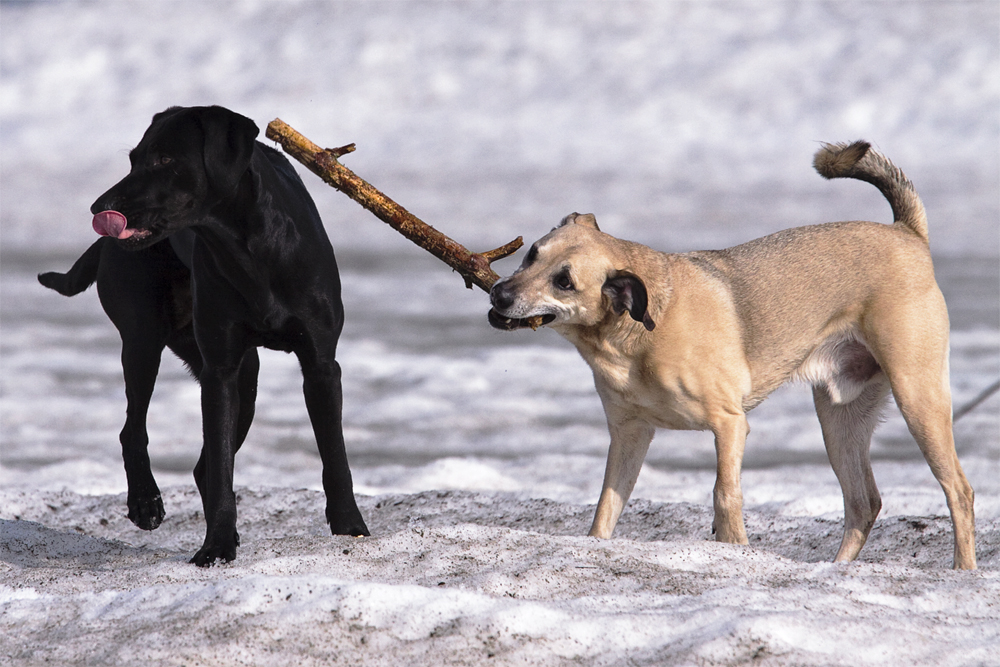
2,486,998,666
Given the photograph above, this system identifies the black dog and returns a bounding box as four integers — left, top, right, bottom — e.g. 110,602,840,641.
39,105,369,565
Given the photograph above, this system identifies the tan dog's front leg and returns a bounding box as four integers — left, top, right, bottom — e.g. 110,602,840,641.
711,413,750,544
589,417,656,539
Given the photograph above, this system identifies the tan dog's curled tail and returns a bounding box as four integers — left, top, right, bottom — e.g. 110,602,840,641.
813,141,929,243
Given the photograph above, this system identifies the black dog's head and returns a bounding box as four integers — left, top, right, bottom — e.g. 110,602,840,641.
91,105,259,249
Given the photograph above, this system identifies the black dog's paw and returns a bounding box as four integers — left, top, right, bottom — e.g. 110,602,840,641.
127,493,165,531
189,530,240,567
328,508,370,537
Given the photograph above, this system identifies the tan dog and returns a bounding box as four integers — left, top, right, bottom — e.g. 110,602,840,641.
489,141,976,569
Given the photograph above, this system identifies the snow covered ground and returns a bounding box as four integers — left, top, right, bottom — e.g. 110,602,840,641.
2,2,998,665
3,486,999,666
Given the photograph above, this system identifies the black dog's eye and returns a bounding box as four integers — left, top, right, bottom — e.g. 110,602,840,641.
156,156,173,166
553,268,574,291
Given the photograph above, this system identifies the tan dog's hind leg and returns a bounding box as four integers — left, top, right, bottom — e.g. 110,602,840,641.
813,378,891,561
891,375,977,569
711,414,750,544
589,418,656,539
895,380,976,569
867,297,976,569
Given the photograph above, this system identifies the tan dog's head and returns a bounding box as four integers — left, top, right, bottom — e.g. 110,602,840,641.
488,213,655,332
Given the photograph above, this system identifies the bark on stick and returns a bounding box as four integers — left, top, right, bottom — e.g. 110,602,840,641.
265,118,523,294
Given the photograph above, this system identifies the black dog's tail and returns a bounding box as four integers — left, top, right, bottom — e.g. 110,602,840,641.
38,239,105,296
813,141,929,244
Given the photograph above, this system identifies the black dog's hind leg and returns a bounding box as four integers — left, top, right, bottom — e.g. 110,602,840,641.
297,339,369,537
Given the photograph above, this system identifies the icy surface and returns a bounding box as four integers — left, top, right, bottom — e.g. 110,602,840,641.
2,0,998,256
2,487,999,666
2,2,998,666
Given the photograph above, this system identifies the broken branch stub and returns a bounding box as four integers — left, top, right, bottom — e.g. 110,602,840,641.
265,118,523,295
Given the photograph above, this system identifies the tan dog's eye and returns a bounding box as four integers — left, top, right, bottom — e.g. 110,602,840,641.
553,268,574,291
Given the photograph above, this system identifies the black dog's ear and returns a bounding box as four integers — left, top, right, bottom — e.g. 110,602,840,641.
556,212,600,231
602,271,655,331
196,106,260,197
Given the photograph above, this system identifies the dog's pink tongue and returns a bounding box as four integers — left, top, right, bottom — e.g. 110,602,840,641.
92,211,133,239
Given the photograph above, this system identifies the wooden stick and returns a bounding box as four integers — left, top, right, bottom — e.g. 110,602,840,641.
953,378,1000,422
265,118,521,293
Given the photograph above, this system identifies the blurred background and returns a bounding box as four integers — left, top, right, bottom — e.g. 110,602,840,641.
1,1,997,514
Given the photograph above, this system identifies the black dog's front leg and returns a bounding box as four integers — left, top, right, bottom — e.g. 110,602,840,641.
300,355,369,537
190,361,243,566
96,241,183,533
192,347,258,496
119,342,167,530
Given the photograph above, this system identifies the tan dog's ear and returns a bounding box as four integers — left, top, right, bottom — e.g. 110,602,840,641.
602,271,655,331
557,212,600,231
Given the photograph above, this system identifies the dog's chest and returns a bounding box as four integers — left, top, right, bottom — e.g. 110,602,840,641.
582,345,708,430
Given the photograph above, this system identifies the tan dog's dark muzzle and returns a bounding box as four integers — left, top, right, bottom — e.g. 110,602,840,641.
488,282,554,329
487,308,555,330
